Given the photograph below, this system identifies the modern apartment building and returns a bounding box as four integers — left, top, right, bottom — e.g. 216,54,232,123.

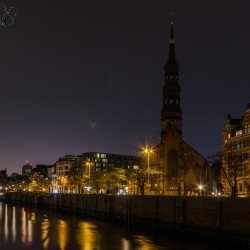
54,153,141,193
77,152,141,172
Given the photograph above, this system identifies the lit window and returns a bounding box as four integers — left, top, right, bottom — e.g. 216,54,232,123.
236,142,243,150
244,124,250,133
236,130,242,136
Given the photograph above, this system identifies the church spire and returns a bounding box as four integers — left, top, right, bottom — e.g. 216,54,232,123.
165,21,179,71
168,21,177,64
161,20,182,139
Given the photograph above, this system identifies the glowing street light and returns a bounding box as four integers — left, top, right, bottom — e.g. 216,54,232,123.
86,162,92,178
85,162,92,193
143,147,153,186
198,184,203,196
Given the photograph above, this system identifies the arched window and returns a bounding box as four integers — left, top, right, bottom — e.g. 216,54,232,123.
167,149,178,189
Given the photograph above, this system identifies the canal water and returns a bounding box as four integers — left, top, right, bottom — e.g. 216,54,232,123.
0,202,240,250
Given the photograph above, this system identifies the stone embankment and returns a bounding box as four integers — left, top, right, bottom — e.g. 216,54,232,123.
2,192,250,247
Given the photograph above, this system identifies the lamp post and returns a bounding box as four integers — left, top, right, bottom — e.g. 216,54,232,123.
86,162,92,193
86,162,91,178
198,184,203,196
144,147,153,187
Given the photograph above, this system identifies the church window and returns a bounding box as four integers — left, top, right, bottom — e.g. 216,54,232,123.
170,75,174,80
169,98,174,104
176,98,179,104
167,149,178,189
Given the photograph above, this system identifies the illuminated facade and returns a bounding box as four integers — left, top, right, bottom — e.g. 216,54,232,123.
54,153,141,193
149,21,209,196
222,104,250,196
55,155,78,193
77,152,141,172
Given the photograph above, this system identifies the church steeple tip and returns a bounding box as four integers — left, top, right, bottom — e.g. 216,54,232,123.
170,21,174,44
166,20,178,67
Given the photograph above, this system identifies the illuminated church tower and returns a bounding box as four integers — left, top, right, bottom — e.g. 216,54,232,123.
149,21,209,196
161,21,182,138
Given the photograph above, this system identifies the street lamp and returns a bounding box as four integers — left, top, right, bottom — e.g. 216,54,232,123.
143,147,153,187
85,162,92,193
198,184,203,196
86,162,91,178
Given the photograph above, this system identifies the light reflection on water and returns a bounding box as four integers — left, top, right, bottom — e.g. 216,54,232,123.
0,202,220,250
76,222,98,250
41,215,50,249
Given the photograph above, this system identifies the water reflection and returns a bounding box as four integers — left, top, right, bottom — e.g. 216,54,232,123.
21,207,33,245
0,202,224,250
4,204,8,241
58,220,68,250
121,237,131,250
76,222,98,250
41,214,50,249
11,206,16,243
132,235,158,250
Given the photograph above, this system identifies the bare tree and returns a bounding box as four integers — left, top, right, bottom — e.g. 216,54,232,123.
126,166,161,195
222,151,248,197
126,168,147,195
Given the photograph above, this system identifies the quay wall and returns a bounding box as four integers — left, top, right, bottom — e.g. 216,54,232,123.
3,193,250,245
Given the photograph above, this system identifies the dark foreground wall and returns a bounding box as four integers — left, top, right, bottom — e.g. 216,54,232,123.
3,193,250,246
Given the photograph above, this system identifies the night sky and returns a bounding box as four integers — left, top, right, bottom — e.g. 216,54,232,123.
1,1,250,174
